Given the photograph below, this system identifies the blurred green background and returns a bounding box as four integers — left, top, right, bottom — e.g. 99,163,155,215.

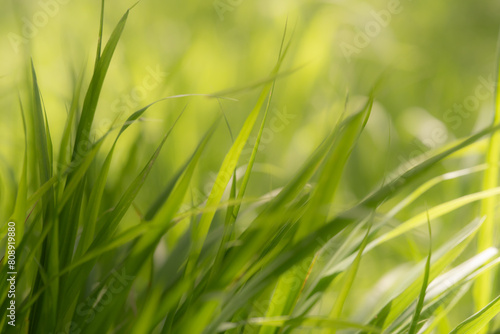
1,0,499,328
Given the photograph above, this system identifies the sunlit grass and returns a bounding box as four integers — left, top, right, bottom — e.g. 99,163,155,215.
1,1,500,334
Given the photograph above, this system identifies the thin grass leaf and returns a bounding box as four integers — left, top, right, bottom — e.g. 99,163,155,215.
328,221,372,334
71,9,128,162
56,66,84,197
449,294,500,334
369,187,500,250
408,212,432,334
187,29,292,275
365,217,484,331
474,33,500,333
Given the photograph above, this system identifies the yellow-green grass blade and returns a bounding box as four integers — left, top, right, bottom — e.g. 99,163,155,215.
32,96,214,214
474,36,500,333
231,19,290,224
259,250,319,334
187,33,292,275
271,113,500,264
207,107,240,287
70,9,128,165
299,165,486,315
358,121,500,210
389,249,500,333
391,283,470,334
365,218,483,331
420,251,500,334
208,70,280,291
408,213,432,334
364,221,488,334
369,187,500,249
127,121,218,272
327,222,372,334
449,294,500,334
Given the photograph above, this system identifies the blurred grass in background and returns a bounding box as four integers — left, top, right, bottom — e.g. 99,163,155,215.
1,0,499,202
0,0,500,333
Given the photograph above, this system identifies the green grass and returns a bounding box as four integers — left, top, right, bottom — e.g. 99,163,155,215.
1,1,500,333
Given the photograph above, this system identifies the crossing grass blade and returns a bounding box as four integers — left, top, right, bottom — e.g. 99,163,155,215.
362,217,484,332
408,212,431,334
325,221,372,334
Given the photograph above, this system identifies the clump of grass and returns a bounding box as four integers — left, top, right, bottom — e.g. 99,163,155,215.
1,2,500,334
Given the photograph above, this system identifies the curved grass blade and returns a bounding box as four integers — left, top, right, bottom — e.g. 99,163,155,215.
370,187,500,248
299,165,488,316
449,294,500,334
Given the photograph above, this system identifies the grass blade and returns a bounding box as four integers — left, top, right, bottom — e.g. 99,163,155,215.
408,212,432,334
327,221,372,334
474,33,500,333
449,294,500,334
